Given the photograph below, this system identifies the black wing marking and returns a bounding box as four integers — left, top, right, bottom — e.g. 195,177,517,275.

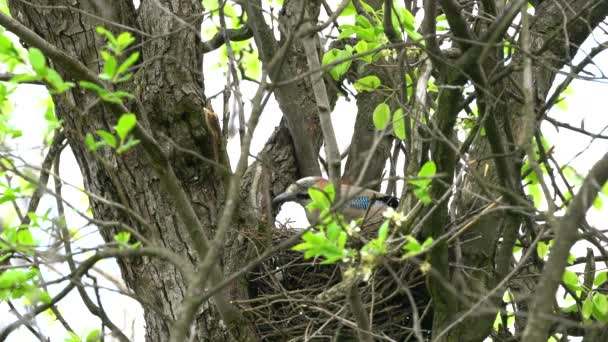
377,195,399,208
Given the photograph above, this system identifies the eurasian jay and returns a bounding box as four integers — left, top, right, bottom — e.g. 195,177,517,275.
272,177,399,231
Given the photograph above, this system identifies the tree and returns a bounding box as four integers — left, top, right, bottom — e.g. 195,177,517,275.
0,0,607,341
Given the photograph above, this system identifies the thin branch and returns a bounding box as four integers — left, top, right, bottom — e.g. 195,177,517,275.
301,21,341,194
0,248,181,339
54,153,130,342
299,0,351,37
202,26,253,53
545,116,608,140
383,0,402,44
422,0,443,64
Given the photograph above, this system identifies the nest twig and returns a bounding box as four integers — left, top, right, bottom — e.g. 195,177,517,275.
240,227,433,341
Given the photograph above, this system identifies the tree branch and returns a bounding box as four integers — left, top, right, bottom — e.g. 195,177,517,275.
523,152,608,342
201,26,253,53
439,0,474,50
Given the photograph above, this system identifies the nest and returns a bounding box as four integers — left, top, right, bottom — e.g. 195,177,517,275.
239,227,434,341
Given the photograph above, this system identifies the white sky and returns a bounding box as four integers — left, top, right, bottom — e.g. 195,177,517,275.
1,4,608,342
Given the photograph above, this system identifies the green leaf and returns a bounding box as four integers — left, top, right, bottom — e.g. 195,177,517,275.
0,269,34,289
9,74,41,84
114,113,137,141
593,195,603,210
392,108,406,140
96,27,117,46
339,2,356,16
79,81,105,94
601,180,608,196
354,75,381,92
563,269,580,291
307,184,334,210
408,161,436,205
397,6,416,31
85,329,101,342
322,48,352,81
493,312,502,331
114,231,131,247
353,40,372,62
418,160,436,178
373,103,390,130
292,230,349,264
593,293,608,316
116,32,135,51
85,133,97,152
101,54,118,80
583,296,593,320
537,241,548,259
116,52,140,77
326,221,342,242
567,253,575,265
594,271,607,287
377,220,389,242
28,48,47,76
65,331,81,342
355,14,372,29
45,69,74,94
116,137,140,154
402,235,422,257
95,130,117,148
16,229,33,246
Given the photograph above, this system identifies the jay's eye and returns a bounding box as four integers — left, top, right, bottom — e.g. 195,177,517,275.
296,193,310,200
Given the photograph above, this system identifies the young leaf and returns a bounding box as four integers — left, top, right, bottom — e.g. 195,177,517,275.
537,241,549,259
392,108,406,140
583,296,593,320
116,137,140,154
86,329,101,342
16,229,33,246
114,113,137,141
95,130,117,148
322,48,352,81
418,160,436,178
563,269,580,291
307,184,335,210
28,48,47,76
402,235,422,258
373,103,390,130
114,231,131,245
116,52,140,77
594,271,607,287
101,54,118,80
593,293,608,316
116,32,135,52
354,75,381,92
85,133,97,152
408,161,436,205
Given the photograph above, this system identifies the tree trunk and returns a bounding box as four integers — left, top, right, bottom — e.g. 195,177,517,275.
8,1,238,340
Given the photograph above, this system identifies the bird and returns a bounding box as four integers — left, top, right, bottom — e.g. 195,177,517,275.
272,176,399,232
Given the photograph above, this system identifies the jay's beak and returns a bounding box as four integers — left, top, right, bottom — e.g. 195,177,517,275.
272,191,296,209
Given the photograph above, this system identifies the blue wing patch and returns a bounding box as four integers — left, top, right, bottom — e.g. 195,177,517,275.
350,197,370,209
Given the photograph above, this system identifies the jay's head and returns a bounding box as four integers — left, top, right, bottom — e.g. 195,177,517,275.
272,176,329,209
